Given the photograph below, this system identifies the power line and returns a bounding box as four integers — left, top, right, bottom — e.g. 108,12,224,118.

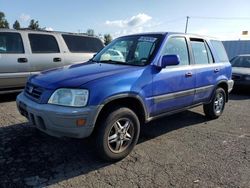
184,16,250,33
163,17,184,24
190,16,250,20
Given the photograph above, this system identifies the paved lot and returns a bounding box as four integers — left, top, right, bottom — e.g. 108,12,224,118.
0,90,249,188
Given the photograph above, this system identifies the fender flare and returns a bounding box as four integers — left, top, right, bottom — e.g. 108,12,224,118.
93,93,149,126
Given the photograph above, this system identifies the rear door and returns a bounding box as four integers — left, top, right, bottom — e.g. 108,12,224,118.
0,32,30,90
152,36,196,115
189,38,218,103
28,33,64,74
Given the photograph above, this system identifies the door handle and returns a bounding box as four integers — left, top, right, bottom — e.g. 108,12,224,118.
214,68,220,73
17,58,28,63
185,72,193,77
53,57,62,62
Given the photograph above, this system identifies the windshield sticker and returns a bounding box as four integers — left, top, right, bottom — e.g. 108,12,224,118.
138,37,157,43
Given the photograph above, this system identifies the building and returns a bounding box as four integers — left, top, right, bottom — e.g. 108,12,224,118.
223,40,250,60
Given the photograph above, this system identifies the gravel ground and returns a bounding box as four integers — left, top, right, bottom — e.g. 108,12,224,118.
0,90,249,188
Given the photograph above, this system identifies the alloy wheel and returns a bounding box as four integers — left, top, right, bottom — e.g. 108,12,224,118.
107,118,134,153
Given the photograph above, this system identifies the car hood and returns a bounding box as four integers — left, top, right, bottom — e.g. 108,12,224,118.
232,67,250,75
30,62,145,89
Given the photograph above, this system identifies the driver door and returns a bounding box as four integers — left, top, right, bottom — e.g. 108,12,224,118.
152,36,196,116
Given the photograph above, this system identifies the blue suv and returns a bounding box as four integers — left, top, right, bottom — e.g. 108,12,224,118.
17,32,234,161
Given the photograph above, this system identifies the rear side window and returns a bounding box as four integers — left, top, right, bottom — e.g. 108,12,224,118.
211,40,229,62
162,37,189,66
190,39,213,65
62,34,104,53
0,32,24,53
29,34,60,53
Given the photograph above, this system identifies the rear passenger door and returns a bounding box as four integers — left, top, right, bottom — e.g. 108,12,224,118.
0,32,30,89
28,33,64,73
189,38,218,103
152,36,195,115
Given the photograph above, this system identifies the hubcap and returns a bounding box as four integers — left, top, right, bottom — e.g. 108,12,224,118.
214,92,224,114
108,118,134,153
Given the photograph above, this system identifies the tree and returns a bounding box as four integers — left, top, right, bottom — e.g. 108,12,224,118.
104,34,112,45
28,19,39,30
87,29,95,36
13,20,20,29
0,12,9,28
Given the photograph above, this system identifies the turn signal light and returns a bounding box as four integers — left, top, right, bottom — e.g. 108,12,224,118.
76,119,86,127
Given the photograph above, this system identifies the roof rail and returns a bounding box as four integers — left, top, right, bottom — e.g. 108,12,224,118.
0,28,100,38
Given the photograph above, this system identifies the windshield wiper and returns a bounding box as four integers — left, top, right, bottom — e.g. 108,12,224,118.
90,59,99,63
90,59,123,65
99,60,127,65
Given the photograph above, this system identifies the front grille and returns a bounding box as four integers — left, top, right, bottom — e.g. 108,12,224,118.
25,83,43,100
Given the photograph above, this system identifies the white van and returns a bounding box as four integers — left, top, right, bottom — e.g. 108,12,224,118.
0,29,104,94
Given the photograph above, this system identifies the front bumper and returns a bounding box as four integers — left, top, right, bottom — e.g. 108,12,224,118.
232,74,250,87
16,92,101,138
233,80,250,87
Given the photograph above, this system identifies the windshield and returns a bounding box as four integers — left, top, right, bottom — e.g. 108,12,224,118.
92,34,164,66
231,56,250,68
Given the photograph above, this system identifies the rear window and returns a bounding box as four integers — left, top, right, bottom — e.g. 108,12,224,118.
0,32,24,53
211,40,229,62
29,34,60,53
62,34,104,53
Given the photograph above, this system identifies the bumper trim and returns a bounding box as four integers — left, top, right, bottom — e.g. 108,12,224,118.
227,79,234,93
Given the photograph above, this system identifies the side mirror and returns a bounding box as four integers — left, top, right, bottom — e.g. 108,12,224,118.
161,54,180,68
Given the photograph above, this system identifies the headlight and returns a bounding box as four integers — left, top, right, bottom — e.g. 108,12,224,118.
48,89,89,107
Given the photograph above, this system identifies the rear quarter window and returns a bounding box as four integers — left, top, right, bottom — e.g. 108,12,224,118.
211,40,229,62
62,34,104,53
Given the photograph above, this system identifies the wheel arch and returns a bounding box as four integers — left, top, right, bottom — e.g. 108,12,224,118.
216,80,229,102
93,94,148,132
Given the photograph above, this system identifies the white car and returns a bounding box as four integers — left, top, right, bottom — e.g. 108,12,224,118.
0,29,104,94
100,49,125,62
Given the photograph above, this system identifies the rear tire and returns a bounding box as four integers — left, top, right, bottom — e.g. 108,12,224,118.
203,87,226,119
96,107,140,161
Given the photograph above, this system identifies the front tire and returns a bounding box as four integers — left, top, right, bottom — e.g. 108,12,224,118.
203,87,226,119
96,107,140,161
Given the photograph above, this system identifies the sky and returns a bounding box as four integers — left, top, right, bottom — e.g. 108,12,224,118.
1,0,250,40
